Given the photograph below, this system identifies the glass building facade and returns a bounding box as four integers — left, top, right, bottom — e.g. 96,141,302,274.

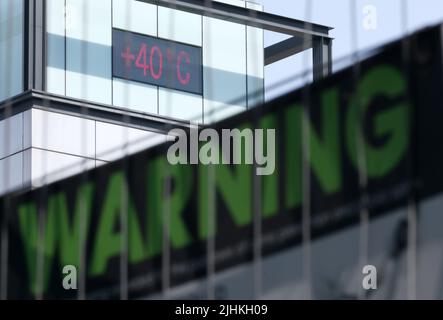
0,0,265,195
0,0,23,102
47,0,264,122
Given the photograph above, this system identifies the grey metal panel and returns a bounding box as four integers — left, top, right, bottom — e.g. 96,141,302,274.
312,37,332,81
0,90,194,134
136,0,332,38
265,36,313,66
136,0,332,80
24,0,45,91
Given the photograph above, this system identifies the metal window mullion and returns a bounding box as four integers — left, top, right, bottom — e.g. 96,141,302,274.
400,1,417,301
312,37,332,81
0,0,16,300
25,0,45,91
203,0,216,302
249,2,263,300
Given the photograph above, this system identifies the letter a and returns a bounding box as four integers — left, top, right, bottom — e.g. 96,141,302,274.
62,265,78,290
362,265,377,290
167,129,188,165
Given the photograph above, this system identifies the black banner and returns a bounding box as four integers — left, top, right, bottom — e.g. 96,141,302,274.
1,25,443,299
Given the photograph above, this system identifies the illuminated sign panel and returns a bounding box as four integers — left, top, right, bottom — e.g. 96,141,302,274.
112,29,203,95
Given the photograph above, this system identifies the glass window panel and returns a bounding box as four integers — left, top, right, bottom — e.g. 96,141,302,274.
112,0,157,36
113,78,158,114
158,88,203,124
66,0,112,104
158,7,202,46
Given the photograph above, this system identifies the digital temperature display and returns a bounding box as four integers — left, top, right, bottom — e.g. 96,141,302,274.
113,29,203,95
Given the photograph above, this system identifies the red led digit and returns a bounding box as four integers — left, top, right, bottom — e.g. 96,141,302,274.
150,46,163,80
135,44,149,76
121,46,135,68
166,48,174,64
177,50,191,85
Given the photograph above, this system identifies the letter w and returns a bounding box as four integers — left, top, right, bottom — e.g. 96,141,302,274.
18,183,94,296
